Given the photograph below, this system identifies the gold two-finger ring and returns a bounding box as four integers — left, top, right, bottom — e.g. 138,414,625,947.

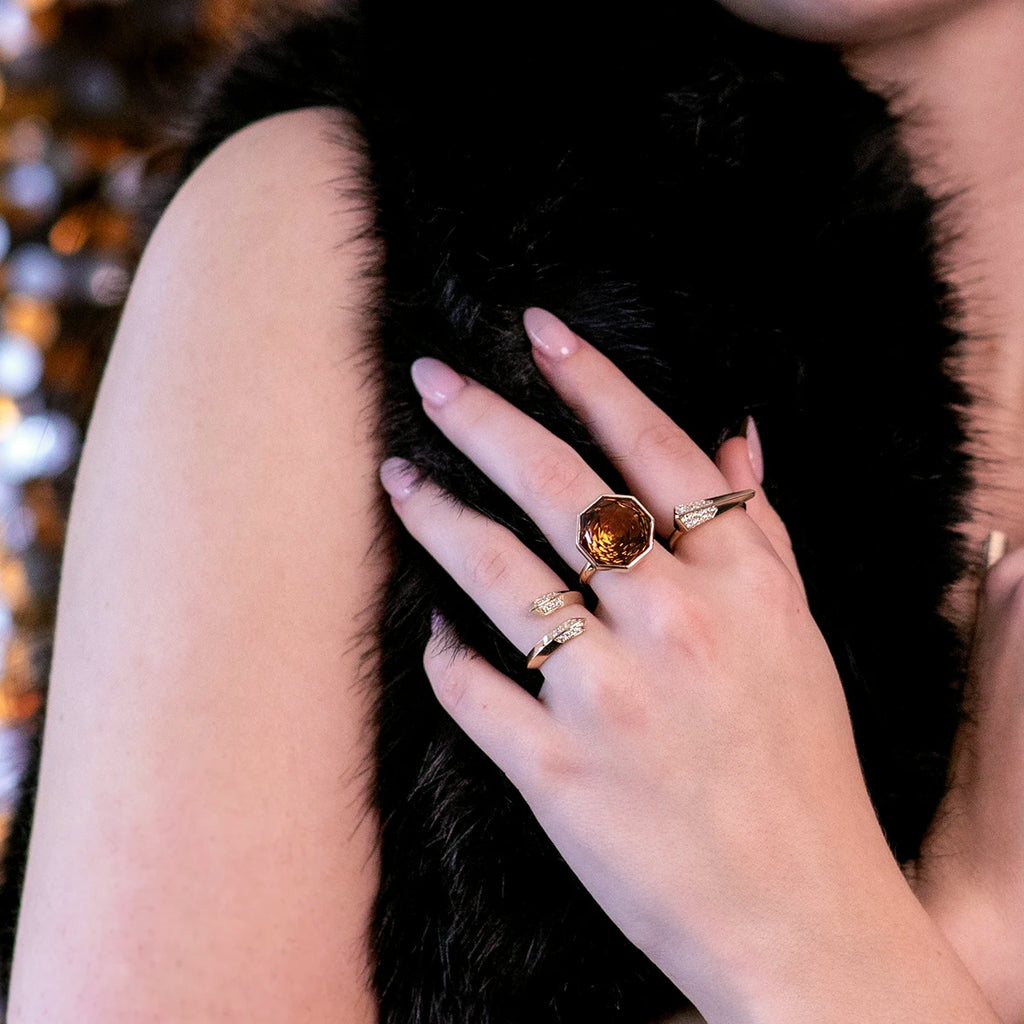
529,590,585,616
525,616,586,670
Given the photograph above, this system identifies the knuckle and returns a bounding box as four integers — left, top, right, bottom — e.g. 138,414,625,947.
639,576,708,648
632,417,695,467
519,446,588,505
452,389,492,434
580,672,651,733
734,543,800,606
531,733,586,788
464,542,513,592
425,645,473,713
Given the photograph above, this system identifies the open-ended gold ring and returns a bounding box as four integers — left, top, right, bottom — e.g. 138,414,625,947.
526,616,587,670
576,494,655,587
668,488,755,551
529,590,585,616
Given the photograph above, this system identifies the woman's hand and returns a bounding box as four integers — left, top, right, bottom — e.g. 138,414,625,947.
380,309,999,1023
913,540,1024,1023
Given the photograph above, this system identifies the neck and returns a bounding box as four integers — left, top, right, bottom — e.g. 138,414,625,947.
845,0,1024,559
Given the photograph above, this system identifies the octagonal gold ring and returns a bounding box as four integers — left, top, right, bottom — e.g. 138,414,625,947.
576,493,656,587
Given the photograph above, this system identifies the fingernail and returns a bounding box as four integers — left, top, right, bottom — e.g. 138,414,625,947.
430,607,445,636
411,357,466,406
428,608,449,654
380,456,420,500
742,415,764,483
523,307,579,359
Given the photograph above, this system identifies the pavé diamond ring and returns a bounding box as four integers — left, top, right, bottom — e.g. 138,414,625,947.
529,590,585,616
668,488,755,552
526,616,587,670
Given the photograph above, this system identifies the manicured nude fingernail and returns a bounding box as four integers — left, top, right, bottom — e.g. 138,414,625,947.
411,357,466,406
523,307,579,359
742,415,764,483
430,608,446,637
380,457,420,500
428,608,449,655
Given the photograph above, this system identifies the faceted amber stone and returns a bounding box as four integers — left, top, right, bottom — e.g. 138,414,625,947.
577,495,653,569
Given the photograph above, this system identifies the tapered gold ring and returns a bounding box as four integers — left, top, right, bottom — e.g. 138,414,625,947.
668,488,755,551
526,616,586,671
984,530,1008,569
576,493,655,587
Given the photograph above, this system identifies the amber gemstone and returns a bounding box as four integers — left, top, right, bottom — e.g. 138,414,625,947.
577,495,653,569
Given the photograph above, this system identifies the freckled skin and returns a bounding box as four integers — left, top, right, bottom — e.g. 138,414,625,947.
716,0,979,41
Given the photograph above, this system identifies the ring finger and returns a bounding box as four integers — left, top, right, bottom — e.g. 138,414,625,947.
379,457,607,665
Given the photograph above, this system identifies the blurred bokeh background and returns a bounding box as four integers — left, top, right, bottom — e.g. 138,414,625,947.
0,0,321,842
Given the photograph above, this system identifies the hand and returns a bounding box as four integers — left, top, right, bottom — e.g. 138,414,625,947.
913,539,1024,1023
380,308,999,1023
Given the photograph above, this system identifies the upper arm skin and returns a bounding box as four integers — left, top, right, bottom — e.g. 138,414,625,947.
7,107,383,1022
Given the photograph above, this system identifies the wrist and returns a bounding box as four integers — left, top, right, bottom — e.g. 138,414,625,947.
653,850,1000,1024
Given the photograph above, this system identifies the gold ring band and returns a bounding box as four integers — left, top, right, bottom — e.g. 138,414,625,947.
984,530,1008,569
526,616,586,671
530,590,585,616
668,488,755,551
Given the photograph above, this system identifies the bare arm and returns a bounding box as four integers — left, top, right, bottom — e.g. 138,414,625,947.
7,107,383,1022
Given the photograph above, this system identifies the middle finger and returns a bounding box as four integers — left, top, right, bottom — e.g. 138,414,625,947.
523,307,760,565
410,356,680,599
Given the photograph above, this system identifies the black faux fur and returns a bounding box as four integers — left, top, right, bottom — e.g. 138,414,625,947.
0,2,975,1020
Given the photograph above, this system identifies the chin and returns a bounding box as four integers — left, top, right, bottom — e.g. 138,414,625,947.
716,0,974,42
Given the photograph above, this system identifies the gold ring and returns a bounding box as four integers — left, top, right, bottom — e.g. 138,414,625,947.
668,488,755,551
983,530,1008,569
530,590,585,616
526,616,586,670
576,493,655,587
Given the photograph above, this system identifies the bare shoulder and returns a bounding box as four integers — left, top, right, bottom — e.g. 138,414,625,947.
8,109,384,1022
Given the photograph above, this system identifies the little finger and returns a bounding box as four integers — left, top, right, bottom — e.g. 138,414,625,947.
423,619,557,791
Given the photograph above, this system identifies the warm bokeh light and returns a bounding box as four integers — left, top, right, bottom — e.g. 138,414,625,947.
2,292,59,348
47,208,87,254
0,556,29,614
0,397,19,439
16,0,59,15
